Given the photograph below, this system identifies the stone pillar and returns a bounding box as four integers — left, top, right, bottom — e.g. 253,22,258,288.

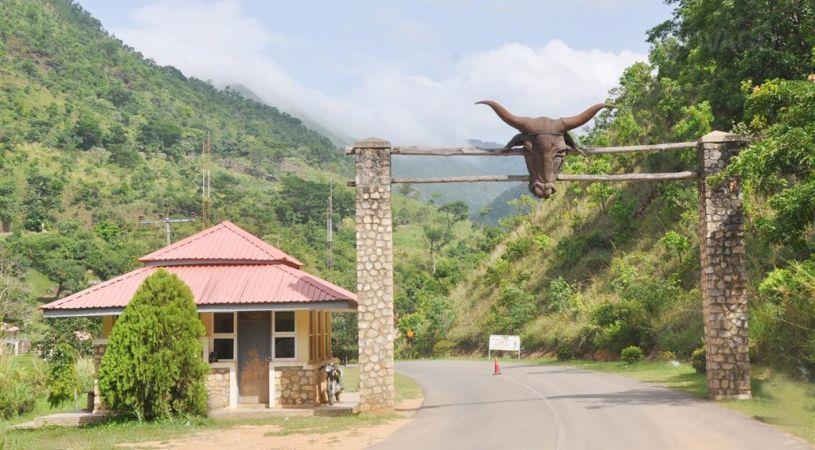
353,137,395,412
697,131,751,400
91,340,108,413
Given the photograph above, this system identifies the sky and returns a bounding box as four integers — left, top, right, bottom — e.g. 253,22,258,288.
77,0,673,146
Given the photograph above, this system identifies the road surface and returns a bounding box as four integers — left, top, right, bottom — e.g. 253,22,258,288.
369,360,811,450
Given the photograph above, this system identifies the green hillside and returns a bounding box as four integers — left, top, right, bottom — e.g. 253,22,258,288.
0,0,491,356
447,0,815,379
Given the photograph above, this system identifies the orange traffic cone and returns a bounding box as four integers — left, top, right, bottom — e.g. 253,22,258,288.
493,357,502,375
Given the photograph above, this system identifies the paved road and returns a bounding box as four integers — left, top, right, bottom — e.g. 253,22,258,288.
369,360,812,450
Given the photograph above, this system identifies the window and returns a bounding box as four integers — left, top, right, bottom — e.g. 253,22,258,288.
214,313,234,333
309,312,318,361
213,338,234,360
324,313,331,358
211,312,236,362
308,311,331,361
272,311,296,360
275,311,295,333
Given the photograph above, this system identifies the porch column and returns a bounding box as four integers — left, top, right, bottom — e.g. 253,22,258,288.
697,131,751,400
353,137,395,412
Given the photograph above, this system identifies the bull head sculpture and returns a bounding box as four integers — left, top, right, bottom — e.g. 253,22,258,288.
477,100,610,199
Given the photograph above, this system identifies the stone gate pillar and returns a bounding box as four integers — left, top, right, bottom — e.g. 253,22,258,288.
697,131,751,400
352,137,395,412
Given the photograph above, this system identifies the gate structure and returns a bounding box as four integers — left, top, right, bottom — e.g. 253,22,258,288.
348,130,750,411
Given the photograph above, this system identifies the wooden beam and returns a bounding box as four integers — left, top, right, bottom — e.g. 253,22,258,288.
346,171,697,186
557,171,697,181
386,142,697,156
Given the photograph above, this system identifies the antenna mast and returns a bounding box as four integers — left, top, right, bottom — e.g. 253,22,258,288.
139,216,195,246
326,178,333,271
202,132,212,228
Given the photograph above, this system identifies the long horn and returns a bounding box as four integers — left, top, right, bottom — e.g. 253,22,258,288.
476,100,526,131
560,103,609,131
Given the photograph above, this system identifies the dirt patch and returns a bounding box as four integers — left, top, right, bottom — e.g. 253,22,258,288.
119,398,423,450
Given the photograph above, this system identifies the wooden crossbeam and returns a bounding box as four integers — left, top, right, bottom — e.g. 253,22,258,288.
346,171,697,187
346,142,697,156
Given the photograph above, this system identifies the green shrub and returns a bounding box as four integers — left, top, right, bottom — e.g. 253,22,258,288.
752,260,815,377
691,347,706,374
433,339,455,357
655,350,677,362
503,236,532,261
487,285,539,334
99,270,209,420
0,355,47,419
47,342,78,407
621,345,644,363
546,277,576,313
556,341,575,361
533,234,551,251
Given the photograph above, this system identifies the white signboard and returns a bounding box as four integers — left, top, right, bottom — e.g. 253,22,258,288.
489,334,521,358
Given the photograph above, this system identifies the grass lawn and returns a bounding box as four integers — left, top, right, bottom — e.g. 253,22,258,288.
0,365,423,450
531,358,815,445
338,365,423,403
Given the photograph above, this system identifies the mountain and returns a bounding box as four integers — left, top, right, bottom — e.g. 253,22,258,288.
226,83,354,147
0,0,493,361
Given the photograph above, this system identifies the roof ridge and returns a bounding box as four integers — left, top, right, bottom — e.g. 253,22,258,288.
140,222,226,261
221,221,283,261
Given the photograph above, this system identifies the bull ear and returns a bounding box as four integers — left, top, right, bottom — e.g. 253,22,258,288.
560,103,610,131
476,100,526,131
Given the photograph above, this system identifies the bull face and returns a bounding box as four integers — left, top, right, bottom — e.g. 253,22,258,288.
477,101,609,199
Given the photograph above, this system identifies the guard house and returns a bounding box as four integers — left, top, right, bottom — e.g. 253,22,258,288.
40,221,357,410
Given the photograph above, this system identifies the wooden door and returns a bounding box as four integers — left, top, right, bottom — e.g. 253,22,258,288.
238,311,271,404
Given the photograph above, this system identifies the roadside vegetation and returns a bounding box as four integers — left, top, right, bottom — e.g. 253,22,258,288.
0,366,423,449
443,0,815,385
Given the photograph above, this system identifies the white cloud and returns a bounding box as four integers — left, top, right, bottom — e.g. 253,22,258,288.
114,1,645,146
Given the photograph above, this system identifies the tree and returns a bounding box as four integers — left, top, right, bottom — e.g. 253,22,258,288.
98,270,208,419
73,110,103,150
47,342,78,407
648,0,815,128
23,170,63,232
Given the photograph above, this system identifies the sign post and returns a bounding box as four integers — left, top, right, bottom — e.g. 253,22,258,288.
488,335,521,359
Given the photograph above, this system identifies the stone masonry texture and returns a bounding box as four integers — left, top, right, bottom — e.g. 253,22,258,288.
92,342,107,413
354,138,396,412
275,366,324,407
205,368,230,410
697,131,751,400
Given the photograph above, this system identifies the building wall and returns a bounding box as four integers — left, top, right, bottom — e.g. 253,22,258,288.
95,309,336,410
206,367,231,409
275,365,326,407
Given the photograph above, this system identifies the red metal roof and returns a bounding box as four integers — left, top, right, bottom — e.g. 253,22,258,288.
139,220,302,267
41,221,355,313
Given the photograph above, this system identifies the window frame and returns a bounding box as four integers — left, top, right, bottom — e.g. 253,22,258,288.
211,312,237,362
271,311,296,361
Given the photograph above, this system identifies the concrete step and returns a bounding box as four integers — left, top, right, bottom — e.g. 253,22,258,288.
10,411,107,430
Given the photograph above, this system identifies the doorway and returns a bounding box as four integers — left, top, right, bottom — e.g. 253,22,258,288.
238,311,271,404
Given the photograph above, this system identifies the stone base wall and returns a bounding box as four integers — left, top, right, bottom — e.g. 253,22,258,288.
206,368,231,410
275,366,324,407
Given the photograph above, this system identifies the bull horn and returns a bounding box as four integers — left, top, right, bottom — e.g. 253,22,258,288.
476,100,526,131
560,103,610,131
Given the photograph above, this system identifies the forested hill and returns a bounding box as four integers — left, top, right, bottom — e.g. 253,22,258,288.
0,0,354,333
443,0,815,378
0,1,340,167
0,0,496,358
